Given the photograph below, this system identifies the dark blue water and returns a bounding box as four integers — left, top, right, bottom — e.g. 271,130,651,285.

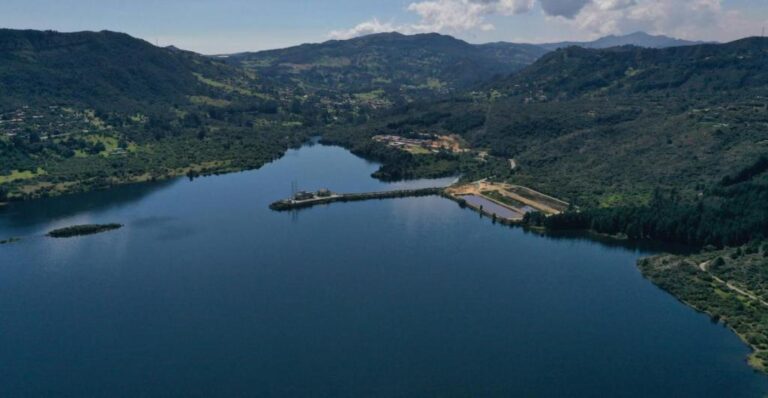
1,143,766,397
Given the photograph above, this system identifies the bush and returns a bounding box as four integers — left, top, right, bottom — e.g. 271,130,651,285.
731,248,743,260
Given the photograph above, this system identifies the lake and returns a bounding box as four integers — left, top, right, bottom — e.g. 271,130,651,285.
1,142,766,397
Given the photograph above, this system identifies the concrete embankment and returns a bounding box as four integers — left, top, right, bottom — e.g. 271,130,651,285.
441,194,524,226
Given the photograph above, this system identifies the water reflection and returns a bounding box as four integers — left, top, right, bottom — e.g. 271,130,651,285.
0,143,765,397
0,179,175,231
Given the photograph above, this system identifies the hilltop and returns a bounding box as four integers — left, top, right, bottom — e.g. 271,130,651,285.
0,29,249,112
224,32,547,114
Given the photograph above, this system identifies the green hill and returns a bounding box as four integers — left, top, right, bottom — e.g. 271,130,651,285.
0,29,308,200
225,32,546,117
0,29,250,112
496,37,768,98
0,30,541,200
325,37,768,246
4,28,768,248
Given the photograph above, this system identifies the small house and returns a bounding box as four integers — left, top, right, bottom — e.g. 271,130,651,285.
294,191,315,201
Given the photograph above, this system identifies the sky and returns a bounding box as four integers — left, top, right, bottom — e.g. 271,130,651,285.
1,0,767,54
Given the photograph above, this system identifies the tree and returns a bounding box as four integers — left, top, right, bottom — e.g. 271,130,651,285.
88,142,106,155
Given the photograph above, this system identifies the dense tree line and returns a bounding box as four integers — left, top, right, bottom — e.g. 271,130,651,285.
526,174,768,247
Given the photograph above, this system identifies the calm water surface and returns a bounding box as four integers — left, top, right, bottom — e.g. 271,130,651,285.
1,143,767,397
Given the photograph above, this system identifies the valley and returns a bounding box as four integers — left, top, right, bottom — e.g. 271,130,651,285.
2,26,768,382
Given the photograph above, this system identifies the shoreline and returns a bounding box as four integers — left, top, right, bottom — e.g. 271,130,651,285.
0,137,313,203
644,274,768,374
639,253,768,374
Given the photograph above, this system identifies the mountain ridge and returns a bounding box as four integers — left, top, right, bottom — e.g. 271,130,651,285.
538,31,710,51
494,36,768,99
224,31,545,97
0,28,246,112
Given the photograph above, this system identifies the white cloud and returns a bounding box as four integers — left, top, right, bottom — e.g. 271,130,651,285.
330,0,764,42
408,0,533,32
564,0,761,41
329,18,401,40
329,0,534,39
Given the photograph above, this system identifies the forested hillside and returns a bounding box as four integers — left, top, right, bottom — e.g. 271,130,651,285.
0,30,547,201
225,32,546,119
0,29,309,200
496,37,768,98
0,29,245,111
325,37,768,247
3,28,767,238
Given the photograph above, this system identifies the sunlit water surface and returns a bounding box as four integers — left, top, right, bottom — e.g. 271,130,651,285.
1,143,766,397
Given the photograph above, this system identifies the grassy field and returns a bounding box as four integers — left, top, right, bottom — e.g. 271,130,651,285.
189,95,232,107
0,168,46,184
193,72,253,96
482,190,529,209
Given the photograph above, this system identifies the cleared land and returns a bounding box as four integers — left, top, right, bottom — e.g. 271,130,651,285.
447,180,567,218
372,134,468,155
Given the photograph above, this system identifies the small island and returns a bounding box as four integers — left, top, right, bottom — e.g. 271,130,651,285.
47,224,123,238
0,237,21,245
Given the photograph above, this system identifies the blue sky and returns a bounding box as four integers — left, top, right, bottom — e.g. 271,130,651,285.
2,0,766,54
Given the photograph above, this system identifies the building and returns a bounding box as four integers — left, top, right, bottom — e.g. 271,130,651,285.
294,191,315,201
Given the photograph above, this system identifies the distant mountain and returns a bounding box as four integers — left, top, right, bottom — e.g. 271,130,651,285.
539,32,708,51
224,32,546,108
0,29,248,112
496,37,768,99
221,32,715,115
